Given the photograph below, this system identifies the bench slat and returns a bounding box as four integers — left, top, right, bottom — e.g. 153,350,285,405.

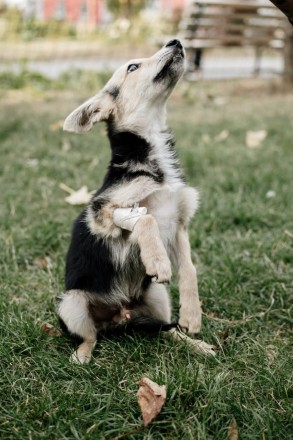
180,32,285,41
180,19,285,31
187,10,284,20
176,0,286,51
187,0,275,8
181,36,285,45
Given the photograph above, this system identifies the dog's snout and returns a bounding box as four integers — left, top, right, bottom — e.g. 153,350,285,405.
165,39,183,49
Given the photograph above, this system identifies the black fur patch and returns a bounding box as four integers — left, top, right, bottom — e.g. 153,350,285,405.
101,317,178,337
65,210,117,295
91,195,108,214
91,126,166,187
153,58,174,83
65,210,146,302
108,126,152,163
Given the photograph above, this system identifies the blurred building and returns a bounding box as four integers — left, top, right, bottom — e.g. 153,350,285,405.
3,0,187,27
42,0,103,28
160,0,188,17
3,0,104,26
160,0,186,13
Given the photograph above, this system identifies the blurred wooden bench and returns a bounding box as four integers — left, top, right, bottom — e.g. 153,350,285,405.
178,0,287,73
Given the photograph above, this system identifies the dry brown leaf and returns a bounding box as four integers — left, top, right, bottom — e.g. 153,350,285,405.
218,328,230,345
40,323,62,336
137,378,166,427
228,419,238,440
245,130,267,148
49,120,63,131
34,257,52,269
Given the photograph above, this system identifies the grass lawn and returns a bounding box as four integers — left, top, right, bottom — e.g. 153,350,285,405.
0,80,292,439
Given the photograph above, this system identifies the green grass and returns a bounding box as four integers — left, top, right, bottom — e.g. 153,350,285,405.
0,81,292,439
0,68,111,93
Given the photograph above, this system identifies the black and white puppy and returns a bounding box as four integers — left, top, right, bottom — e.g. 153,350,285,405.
57,40,215,363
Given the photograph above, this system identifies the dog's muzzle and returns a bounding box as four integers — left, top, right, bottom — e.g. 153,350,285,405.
154,40,185,83
165,39,184,59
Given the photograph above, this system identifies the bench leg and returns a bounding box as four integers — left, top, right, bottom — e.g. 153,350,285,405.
254,46,263,76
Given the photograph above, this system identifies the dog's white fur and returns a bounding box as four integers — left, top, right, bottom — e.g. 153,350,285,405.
58,42,216,362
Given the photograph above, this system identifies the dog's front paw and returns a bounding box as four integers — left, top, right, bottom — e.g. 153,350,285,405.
185,336,216,357
69,341,96,365
169,329,216,357
70,350,91,365
144,255,172,284
179,303,202,334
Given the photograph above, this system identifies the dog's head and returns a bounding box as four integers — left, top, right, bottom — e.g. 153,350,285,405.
63,40,185,134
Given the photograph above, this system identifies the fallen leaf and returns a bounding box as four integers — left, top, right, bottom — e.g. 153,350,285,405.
49,120,63,131
213,97,228,106
214,129,229,142
59,182,75,194
245,130,267,148
266,344,278,365
218,328,230,345
34,256,52,269
137,378,166,427
64,186,93,205
62,139,71,152
59,182,95,205
40,323,61,336
228,419,238,440
202,133,211,144
208,94,228,106
26,158,39,168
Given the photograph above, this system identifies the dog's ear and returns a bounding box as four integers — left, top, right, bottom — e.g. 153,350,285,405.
63,92,113,133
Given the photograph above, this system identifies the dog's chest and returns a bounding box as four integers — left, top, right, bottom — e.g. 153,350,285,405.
142,185,182,246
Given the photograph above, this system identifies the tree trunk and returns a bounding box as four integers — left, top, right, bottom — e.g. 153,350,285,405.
269,0,293,23
284,22,293,85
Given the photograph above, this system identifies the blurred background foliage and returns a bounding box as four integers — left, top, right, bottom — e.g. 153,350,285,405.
0,1,172,41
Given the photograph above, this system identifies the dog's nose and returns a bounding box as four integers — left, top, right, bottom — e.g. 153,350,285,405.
165,39,183,49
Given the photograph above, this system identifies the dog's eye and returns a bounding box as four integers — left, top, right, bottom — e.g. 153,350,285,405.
127,64,139,73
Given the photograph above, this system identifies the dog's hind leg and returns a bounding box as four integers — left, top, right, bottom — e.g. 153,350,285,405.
142,284,215,356
138,283,172,323
57,290,97,364
175,227,202,334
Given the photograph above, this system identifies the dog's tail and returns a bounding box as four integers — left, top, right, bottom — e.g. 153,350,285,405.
101,316,177,337
58,316,177,342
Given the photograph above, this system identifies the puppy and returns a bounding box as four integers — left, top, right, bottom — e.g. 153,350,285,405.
57,40,215,363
